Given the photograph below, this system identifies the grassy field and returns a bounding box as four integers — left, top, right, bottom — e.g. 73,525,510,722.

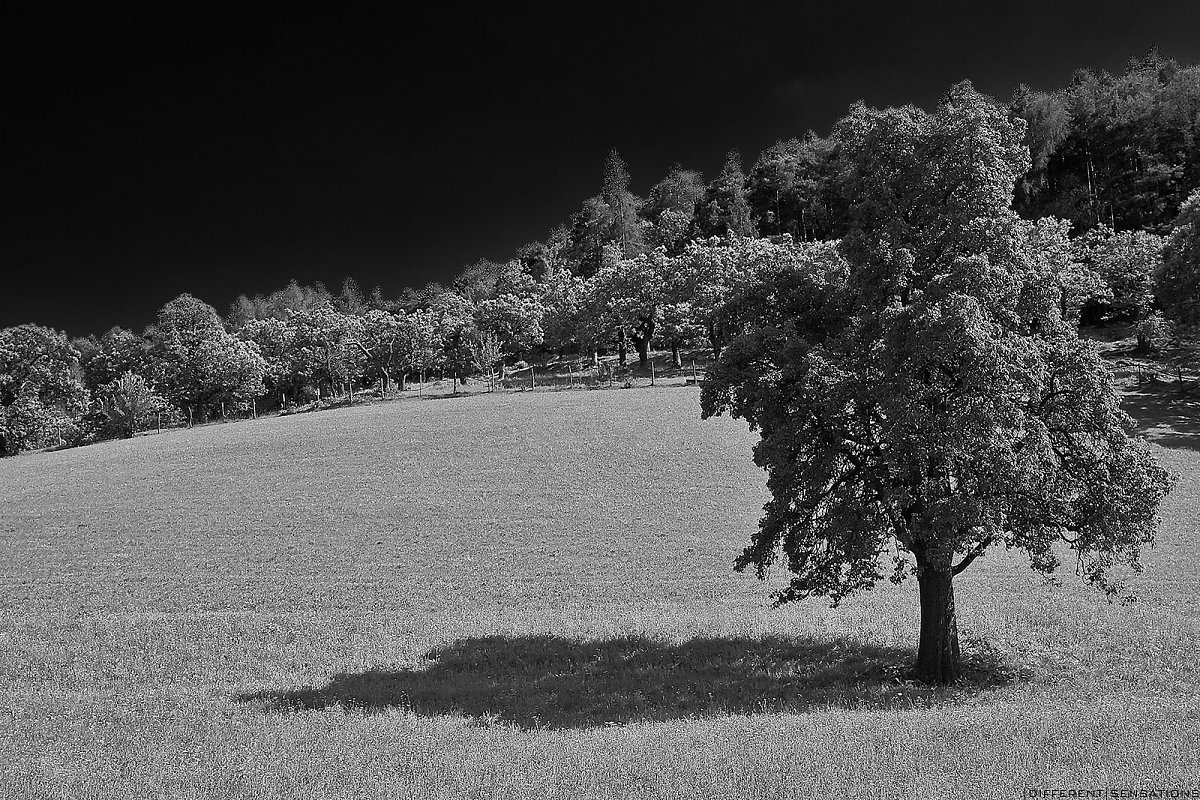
1,385,1198,799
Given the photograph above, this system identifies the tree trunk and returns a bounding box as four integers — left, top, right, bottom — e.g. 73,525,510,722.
633,336,650,369
914,567,962,685
672,341,682,369
708,322,722,359
617,330,627,366
399,372,407,392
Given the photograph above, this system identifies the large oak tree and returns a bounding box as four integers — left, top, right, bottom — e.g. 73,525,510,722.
702,83,1174,684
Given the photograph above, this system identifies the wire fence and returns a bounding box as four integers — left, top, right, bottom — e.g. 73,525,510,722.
132,356,715,438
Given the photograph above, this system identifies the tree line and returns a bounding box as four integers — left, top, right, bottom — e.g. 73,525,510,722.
3,52,1199,457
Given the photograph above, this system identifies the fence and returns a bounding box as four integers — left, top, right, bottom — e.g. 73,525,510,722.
499,357,707,392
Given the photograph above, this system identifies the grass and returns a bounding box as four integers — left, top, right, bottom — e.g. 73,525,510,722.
1,385,1199,798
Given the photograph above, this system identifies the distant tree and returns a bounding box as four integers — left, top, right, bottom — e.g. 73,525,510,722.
696,150,756,239
563,195,615,278
95,371,170,438
430,292,480,391
539,268,589,356
238,317,297,403
588,248,668,370
1072,226,1166,332
286,305,365,399
396,308,440,384
367,285,396,312
476,291,545,364
1011,53,1200,233
150,294,267,420
703,83,1174,685
0,324,88,456
227,294,260,330
395,282,447,314
357,309,438,392
669,236,831,359
1159,189,1200,328
602,149,645,259
336,277,368,316
644,163,705,253
562,152,648,277
76,326,153,394
470,330,504,389
1009,84,1071,209
746,134,838,241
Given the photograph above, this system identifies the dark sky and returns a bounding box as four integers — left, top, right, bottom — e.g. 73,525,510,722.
6,1,1200,336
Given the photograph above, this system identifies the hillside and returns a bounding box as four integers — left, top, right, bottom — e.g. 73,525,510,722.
1,386,1198,798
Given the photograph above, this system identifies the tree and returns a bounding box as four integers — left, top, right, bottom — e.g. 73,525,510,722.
0,325,88,456
1073,226,1166,331
702,83,1174,685
1159,189,1200,327
539,268,590,356
357,309,438,392
746,134,838,241
1010,53,1200,234
670,235,830,359
238,317,298,403
285,304,365,399
430,292,480,391
336,276,368,316
96,371,170,439
150,294,267,420
696,150,756,239
588,247,669,370
1159,189,1200,379
644,163,705,253
476,292,545,364
602,149,645,259
564,196,612,278
77,326,152,394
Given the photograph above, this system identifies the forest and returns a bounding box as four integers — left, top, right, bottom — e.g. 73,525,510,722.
2,51,1199,457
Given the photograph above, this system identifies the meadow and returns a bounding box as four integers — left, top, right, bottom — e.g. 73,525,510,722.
1,385,1198,799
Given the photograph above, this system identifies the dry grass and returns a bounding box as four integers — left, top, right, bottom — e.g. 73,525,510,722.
1,386,1198,798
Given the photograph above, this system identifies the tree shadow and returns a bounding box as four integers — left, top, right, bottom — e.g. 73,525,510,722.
235,634,1023,729
1122,381,1200,451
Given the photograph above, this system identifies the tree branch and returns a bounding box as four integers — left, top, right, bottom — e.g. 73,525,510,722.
951,534,995,575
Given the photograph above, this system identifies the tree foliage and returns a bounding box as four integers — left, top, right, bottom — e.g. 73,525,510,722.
0,325,87,456
1011,52,1200,233
1072,225,1166,326
151,294,267,418
95,371,171,439
1159,188,1200,327
702,82,1174,684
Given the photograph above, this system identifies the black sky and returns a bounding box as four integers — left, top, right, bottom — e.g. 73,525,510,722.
6,1,1200,336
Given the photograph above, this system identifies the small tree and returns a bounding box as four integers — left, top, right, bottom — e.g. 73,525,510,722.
703,83,1174,684
97,372,170,438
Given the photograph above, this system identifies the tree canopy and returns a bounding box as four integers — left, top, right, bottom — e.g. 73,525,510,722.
702,82,1174,684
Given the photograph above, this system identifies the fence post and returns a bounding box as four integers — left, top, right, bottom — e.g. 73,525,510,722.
252,397,256,419
531,365,536,390
156,412,161,433
650,359,655,386
691,360,698,385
